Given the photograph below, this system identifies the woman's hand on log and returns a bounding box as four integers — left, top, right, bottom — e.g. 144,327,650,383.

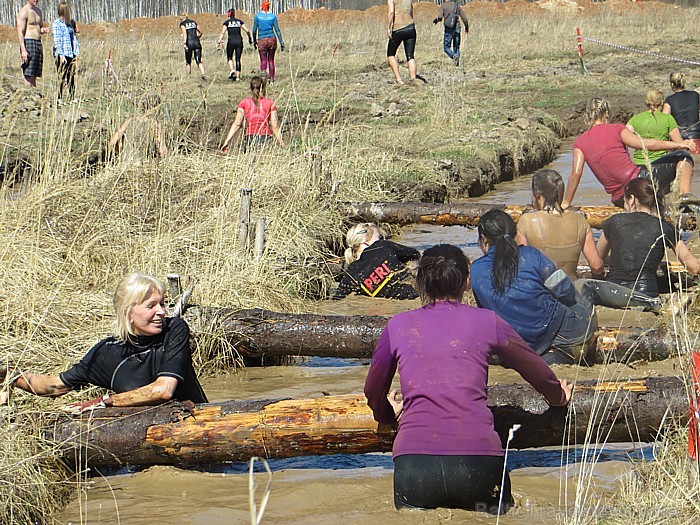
560,379,574,405
64,395,110,415
387,389,403,420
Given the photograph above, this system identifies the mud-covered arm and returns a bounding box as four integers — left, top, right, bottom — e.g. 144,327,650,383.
364,329,399,424
562,147,585,208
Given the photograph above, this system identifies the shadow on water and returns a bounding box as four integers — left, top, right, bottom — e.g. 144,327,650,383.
101,444,653,477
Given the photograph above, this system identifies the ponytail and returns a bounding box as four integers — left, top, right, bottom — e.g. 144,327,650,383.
478,209,519,295
249,75,266,108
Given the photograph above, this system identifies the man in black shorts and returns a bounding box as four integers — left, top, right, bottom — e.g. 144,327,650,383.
180,15,206,80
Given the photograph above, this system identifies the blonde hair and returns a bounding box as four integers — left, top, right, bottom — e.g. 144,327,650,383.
344,223,378,264
586,97,610,125
670,72,686,90
113,273,166,341
58,2,71,20
645,89,664,113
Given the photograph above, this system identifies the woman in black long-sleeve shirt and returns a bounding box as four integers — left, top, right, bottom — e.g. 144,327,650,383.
333,223,420,300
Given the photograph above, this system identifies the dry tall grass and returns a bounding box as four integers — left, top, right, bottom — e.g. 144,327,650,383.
1,4,700,522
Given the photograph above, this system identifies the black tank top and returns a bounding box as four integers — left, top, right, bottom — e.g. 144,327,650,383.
224,18,244,42
665,90,700,139
180,18,200,47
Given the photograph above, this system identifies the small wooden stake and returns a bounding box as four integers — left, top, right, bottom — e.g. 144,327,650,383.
255,217,266,259
166,274,181,303
311,150,322,188
239,188,253,255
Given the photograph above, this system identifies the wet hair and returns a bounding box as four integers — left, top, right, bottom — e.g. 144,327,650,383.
624,178,664,215
58,2,71,20
113,273,166,342
250,76,267,107
585,97,610,126
670,72,686,90
478,209,519,295
531,169,564,212
344,223,378,265
416,245,470,304
645,89,664,113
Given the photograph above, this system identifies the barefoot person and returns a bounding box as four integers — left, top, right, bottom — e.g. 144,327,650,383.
5,273,207,412
220,76,284,152
387,0,417,84
252,1,284,84
217,8,253,81
563,98,696,209
333,223,420,300
365,244,572,512
433,0,468,66
180,15,206,79
109,95,167,163
51,1,79,102
17,0,47,87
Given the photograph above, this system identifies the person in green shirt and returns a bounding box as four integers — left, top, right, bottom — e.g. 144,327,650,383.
626,89,696,198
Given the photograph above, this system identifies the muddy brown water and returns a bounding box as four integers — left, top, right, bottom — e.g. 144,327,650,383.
57,148,687,524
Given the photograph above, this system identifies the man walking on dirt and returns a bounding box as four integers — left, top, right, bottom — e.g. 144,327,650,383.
433,0,469,66
17,0,47,87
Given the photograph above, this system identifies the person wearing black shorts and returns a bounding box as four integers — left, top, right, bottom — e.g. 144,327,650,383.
180,16,206,79
217,8,252,81
387,0,417,84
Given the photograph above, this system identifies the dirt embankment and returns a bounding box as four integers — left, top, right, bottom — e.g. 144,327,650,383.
0,1,679,40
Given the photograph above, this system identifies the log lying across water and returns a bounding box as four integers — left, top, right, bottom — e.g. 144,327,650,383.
185,307,681,364
52,377,687,469
339,202,696,230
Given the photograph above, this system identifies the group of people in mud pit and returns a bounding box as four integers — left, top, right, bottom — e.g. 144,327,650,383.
338,74,700,512
9,0,700,518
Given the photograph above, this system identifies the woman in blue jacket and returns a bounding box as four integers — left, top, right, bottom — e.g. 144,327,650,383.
253,1,284,83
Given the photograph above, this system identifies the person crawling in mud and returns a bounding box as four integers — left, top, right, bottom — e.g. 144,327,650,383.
4,273,207,413
108,94,167,163
364,244,572,513
596,178,700,297
333,222,420,300
471,209,598,365
517,169,604,281
563,97,696,209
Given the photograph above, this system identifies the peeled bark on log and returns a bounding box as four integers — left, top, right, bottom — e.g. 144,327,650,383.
51,377,688,469
339,202,696,230
185,307,679,364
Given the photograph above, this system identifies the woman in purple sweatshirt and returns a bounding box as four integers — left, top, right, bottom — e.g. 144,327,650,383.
364,244,572,513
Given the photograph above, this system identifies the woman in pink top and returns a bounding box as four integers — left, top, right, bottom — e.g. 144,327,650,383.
563,97,695,208
220,75,284,152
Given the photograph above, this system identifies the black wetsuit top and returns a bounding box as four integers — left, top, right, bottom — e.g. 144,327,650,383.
665,90,700,139
224,18,244,43
333,239,420,300
60,317,208,403
180,18,201,49
602,212,678,296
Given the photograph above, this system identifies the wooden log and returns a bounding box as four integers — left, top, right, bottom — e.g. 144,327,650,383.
185,307,680,364
339,202,697,230
51,377,688,469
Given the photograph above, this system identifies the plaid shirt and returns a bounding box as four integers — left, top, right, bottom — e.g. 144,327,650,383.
51,19,79,58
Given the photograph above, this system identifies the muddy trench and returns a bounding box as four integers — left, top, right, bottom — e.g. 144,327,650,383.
55,145,694,524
